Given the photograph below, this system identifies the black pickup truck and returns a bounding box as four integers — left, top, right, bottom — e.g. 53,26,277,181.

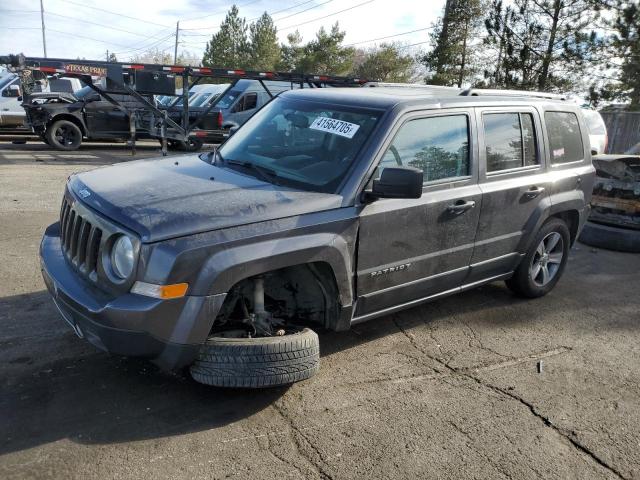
22,86,204,151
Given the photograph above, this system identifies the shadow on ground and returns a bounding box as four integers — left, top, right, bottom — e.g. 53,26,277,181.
1,247,637,456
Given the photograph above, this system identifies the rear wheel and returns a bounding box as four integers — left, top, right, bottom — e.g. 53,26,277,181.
45,120,82,151
506,218,570,298
190,327,320,388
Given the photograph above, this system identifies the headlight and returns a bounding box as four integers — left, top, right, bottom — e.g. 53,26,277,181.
110,235,135,279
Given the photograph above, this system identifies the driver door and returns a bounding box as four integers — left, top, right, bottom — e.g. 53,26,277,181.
84,93,129,136
354,109,482,319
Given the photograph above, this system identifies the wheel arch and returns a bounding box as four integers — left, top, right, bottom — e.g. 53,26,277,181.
48,113,87,136
191,233,355,329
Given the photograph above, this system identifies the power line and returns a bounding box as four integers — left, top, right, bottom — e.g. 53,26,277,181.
180,0,263,23
47,28,135,49
344,27,434,47
272,0,334,22
280,0,376,31
180,0,334,32
54,0,170,27
112,32,177,55
44,11,166,38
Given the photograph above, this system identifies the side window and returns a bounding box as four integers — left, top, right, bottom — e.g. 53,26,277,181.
483,112,539,173
378,115,470,183
242,92,258,111
545,111,584,164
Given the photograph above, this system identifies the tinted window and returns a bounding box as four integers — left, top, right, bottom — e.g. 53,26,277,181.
545,111,584,163
484,112,538,172
379,115,470,183
242,92,258,111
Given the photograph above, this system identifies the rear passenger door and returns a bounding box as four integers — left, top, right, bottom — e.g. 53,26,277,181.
467,107,550,283
355,109,482,319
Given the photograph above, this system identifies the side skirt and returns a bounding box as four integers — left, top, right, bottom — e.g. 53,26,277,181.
350,272,513,326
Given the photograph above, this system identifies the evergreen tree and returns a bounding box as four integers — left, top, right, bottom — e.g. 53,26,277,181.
424,0,484,86
248,12,280,71
202,5,249,68
298,23,355,75
611,1,640,108
278,31,305,72
353,43,416,82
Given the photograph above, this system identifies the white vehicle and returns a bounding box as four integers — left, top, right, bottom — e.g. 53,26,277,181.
188,83,230,107
582,108,608,154
0,73,84,128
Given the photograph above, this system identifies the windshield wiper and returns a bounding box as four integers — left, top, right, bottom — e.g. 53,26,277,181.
226,159,280,185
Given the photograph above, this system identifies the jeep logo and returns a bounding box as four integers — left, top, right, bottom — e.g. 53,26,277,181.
370,263,412,278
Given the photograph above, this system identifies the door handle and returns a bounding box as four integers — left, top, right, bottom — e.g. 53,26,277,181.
523,186,545,199
447,200,476,214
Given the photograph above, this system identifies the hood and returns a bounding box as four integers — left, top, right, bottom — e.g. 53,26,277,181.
26,92,77,103
68,155,343,243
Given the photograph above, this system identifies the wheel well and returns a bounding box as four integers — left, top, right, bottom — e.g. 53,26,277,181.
48,114,86,136
212,262,340,332
552,210,580,245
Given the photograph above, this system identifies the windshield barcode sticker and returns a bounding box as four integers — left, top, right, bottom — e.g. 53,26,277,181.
309,116,360,139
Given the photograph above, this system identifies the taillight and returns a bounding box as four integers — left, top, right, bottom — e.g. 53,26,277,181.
217,111,223,129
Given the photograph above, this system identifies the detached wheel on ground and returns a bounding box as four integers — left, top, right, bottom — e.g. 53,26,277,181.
579,221,640,253
506,217,570,298
45,120,82,151
190,327,320,388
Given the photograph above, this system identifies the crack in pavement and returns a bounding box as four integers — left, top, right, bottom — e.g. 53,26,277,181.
391,314,627,480
447,420,514,480
264,432,308,479
272,402,335,480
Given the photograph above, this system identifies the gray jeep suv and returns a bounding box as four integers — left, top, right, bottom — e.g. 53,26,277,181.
40,87,595,387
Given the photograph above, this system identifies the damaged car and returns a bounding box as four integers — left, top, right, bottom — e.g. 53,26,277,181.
40,87,595,387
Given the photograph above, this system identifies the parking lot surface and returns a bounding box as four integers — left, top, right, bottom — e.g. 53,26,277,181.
1,141,639,480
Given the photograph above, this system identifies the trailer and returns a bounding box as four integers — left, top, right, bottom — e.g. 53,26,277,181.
0,54,369,154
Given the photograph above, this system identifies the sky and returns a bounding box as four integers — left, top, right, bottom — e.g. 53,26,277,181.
0,0,444,63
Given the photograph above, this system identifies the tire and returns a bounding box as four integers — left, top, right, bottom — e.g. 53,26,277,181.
45,120,82,151
579,221,640,253
190,328,320,388
178,137,203,152
506,217,570,298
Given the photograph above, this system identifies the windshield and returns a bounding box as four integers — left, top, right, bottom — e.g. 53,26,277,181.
0,74,17,91
216,89,242,109
191,92,213,107
218,97,382,193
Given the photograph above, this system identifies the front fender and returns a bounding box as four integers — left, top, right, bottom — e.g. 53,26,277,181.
192,232,355,308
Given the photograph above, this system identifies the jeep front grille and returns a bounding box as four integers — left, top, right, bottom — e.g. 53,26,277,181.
60,197,102,276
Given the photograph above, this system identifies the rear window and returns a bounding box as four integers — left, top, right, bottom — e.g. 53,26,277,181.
545,111,584,164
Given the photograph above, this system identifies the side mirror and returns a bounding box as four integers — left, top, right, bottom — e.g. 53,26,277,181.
591,148,598,156
372,166,423,199
3,84,20,97
85,92,101,102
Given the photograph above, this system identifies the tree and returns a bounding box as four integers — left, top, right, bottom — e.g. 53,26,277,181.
278,30,305,71
202,5,249,68
248,12,280,71
297,23,355,75
353,43,416,82
481,0,602,92
424,0,484,86
610,1,640,108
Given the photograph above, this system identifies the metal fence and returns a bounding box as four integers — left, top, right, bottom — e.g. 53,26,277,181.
600,111,640,154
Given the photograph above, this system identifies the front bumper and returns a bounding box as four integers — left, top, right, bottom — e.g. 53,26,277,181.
40,222,226,370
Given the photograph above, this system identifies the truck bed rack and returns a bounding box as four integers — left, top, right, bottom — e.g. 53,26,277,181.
0,54,369,154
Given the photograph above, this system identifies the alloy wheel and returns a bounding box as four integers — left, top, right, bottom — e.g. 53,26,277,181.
530,231,564,287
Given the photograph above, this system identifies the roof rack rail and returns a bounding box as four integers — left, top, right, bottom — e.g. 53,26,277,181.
459,87,571,101
363,81,462,91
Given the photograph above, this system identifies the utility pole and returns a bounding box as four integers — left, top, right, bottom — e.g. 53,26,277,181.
40,0,47,58
174,21,179,64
